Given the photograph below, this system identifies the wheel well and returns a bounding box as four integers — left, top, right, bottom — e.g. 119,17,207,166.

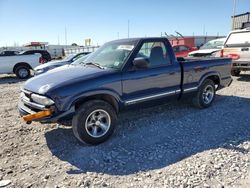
13,62,32,73
205,75,220,90
75,94,119,113
207,75,220,86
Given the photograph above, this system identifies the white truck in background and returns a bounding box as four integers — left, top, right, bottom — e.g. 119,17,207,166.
0,53,42,79
222,28,250,76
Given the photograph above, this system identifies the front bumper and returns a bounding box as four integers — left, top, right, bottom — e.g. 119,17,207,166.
18,99,53,122
18,98,75,124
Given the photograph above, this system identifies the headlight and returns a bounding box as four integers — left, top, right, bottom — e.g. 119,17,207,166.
31,94,54,106
35,69,45,75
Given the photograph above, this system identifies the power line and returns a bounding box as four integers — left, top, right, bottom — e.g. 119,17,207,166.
232,0,237,28
65,26,67,45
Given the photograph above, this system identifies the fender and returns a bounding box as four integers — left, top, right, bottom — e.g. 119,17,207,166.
62,89,122,112
198,71,221,88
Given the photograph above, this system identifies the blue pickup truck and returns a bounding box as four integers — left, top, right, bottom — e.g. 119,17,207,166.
18,37,232,145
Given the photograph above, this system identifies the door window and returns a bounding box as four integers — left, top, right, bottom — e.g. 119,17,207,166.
136,42,170,67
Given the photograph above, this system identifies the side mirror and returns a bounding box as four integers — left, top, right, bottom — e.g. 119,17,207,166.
133,57,149,69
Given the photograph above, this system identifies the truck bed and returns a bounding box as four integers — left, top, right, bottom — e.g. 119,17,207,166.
178,57,232,92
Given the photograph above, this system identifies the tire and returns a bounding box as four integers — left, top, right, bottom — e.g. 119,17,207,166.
15,66,31,79
231,70,241,76
72,100,117,145
192,79,216,108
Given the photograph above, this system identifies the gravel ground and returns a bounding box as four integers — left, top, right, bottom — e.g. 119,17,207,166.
0,74,249,188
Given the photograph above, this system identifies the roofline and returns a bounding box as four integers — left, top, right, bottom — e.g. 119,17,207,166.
231,12,250,18
108,37,169,43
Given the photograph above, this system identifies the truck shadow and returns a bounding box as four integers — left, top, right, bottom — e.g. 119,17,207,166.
45,95,250,176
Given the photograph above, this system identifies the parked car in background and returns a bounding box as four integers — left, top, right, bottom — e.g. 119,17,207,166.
0,53,42,79
222,28,250,76
188,38,226,57
19,50,52,63
0,50,19,56
34,52,90,75
172,45,197,57
19,37,232,145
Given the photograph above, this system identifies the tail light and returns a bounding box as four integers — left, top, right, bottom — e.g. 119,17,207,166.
220,49,224,57
220,49,240,60
226,54,240,60
39,57,45,64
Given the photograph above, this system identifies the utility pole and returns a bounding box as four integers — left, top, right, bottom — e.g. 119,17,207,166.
117,32,120,39
232,0,237,29
57,35,60,45
128,20,130,38
65,26,68,46
203,25,206,36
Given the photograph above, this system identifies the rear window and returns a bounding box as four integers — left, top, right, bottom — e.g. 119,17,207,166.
225,31,250,47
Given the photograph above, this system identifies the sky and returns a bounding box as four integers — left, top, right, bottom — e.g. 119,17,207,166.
0,0,249,47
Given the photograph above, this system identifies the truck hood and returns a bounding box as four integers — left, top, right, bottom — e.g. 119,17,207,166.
34,60,68,70
23,65,114,94
189,49,220,56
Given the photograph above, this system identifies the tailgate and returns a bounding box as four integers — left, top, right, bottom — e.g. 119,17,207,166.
223,47,250,62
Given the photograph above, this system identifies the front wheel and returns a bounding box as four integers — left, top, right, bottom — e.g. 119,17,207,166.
192,79,216,108
72,100,117,145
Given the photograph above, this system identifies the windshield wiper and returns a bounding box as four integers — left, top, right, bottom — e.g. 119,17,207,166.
85,62,105,69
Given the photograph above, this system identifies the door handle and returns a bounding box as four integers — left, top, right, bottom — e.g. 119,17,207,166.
241,48,249,51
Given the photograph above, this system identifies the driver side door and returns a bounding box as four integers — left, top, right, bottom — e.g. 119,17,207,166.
121,40,181,106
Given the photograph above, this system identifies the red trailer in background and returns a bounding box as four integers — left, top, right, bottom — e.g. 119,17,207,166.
168,36,225,57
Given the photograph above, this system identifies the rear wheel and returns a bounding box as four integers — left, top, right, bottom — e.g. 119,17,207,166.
15,66,30,79
192,79,216,108
231,70,241,76
72,100,117,145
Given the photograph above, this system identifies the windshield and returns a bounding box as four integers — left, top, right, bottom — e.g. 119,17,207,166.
82,40,137,69
71,54,90,64
225,31,250,47
200,39,225,50
63,54,75,61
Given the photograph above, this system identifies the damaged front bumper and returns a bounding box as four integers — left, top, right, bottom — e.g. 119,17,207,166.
18,91,75,124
